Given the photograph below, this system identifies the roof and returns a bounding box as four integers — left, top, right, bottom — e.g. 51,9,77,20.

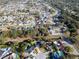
0,50,4,57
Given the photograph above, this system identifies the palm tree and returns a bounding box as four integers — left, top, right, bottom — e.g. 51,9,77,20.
16,41,27,59
51,42,57,51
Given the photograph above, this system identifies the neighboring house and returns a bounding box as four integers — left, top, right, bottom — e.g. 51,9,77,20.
0,48,12,59
48,27,62,38
0,50,4,57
